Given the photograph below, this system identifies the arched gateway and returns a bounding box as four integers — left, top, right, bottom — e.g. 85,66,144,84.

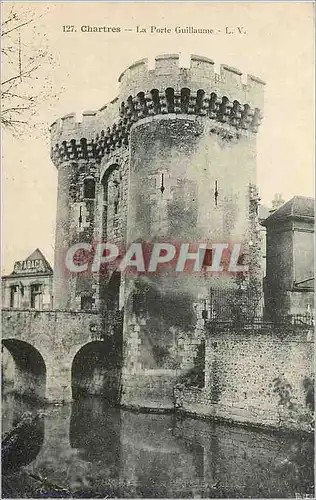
71,340,122,403
2,339,46,400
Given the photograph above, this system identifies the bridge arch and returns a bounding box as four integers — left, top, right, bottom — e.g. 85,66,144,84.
71,339,121,403
2,339,46,401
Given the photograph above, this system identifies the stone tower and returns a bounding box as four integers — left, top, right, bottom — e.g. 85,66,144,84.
50,54,265,408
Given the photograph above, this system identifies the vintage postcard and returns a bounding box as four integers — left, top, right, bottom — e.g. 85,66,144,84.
1,1,314,498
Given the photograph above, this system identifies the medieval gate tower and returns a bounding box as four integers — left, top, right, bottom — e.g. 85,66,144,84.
50,54,264,407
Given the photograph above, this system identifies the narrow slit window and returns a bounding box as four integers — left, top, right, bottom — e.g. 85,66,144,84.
78,206,83,227
160,173,165,194
214,180,219,206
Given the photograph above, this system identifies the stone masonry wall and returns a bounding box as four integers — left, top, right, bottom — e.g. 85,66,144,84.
180,327,314,432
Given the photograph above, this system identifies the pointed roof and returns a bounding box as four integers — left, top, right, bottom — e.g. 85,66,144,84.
261,196,314,227
25,248,49,262
10,248,53,275
25,248,53,273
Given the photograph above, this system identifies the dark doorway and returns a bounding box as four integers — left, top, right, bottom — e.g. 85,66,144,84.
1,339,46,401
71,340,122,403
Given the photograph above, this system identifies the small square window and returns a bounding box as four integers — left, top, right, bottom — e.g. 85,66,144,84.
81,296,94,311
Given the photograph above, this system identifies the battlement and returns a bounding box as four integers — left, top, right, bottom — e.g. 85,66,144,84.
50,98,120,147
50,53,265,167
118,54,265,109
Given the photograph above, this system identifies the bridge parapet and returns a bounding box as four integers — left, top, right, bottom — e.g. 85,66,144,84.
2,308,103,347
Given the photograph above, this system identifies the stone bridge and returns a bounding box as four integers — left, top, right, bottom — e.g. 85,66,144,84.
1,309,120,403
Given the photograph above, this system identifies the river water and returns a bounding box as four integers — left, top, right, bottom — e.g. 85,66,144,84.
2,393,314,498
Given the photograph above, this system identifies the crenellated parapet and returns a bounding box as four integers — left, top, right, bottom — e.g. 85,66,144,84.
50,97,121,166
50,54,265,167
118,54,265,109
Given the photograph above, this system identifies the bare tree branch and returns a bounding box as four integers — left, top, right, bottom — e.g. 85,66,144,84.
2,91,36,101
2,62,41,87
1,19,34,37
1,4,58,134
2,107,32,114
1,8,16,27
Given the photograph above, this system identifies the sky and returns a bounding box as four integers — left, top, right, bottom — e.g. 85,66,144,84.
2,1,314,274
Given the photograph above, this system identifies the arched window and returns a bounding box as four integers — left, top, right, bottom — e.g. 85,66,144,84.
83,177,95,199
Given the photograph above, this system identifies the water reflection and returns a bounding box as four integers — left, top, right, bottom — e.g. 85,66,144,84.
2,398,44,473
2,394,314,498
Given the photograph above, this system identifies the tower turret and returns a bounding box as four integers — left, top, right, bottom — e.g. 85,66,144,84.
50,54,265,407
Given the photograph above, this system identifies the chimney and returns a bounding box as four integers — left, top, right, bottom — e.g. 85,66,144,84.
269,193,285,213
